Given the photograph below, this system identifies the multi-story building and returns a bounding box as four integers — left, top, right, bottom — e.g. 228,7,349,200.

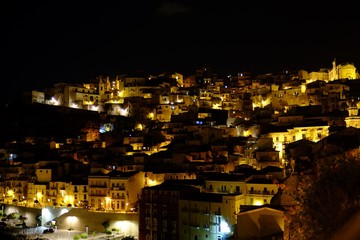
244,175,278,206
88,170,145,212
203,173,246,195
88,172,109,210
179,192,243,240
139,183,200,240
27,182,47,206
263,123,329,161
3,177,28,204
52,83,100,110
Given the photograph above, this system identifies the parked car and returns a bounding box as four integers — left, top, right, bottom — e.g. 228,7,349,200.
42,228,54,234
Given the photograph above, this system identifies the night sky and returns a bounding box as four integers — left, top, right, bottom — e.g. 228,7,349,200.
2,1,360,96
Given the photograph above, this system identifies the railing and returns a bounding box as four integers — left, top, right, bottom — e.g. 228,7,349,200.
90,185,107,188
248,190,275,195
111,195,126,199
89,193,106,196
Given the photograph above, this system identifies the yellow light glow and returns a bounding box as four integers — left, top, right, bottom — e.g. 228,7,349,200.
120,108,129,116
37,192,42,199
7,190,14,197
146,179,158,186
135,124,143,131
50,97,60,105
254,200,262,206
148,112,154,119
71,103,79,108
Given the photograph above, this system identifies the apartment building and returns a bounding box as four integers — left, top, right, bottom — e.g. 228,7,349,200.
88,171,145,212
139,183,200,240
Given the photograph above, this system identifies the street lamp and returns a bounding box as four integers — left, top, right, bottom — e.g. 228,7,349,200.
105,197,111,210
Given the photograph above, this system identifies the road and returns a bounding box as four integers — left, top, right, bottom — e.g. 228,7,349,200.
15,226,125,240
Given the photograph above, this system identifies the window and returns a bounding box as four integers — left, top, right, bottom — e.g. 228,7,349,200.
216,216,221,232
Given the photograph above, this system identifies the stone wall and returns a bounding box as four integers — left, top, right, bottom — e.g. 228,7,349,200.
48,208,139,237
2,204,41,227
1,204,139,238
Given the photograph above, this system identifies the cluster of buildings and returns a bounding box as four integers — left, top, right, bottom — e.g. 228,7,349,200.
2,59,360,239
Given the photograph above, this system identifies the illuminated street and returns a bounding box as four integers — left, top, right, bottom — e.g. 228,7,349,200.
18,226,126,239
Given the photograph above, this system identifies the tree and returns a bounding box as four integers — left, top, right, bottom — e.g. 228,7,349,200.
291,153,360,240
122,236,135,240
101,220,110,232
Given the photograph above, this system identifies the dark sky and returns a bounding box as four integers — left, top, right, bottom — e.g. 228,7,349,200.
2,1,360,95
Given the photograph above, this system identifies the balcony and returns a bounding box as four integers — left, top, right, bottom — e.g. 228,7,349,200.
89,193,106,197
248,190,274,195
111,195,126,199
90,185,107,188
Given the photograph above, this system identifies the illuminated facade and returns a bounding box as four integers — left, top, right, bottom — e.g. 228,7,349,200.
88,171,145,212
27,182,47,205
271,86,307,111
329,59,358,81
345,99,360,128
179,193,239,240
244,176,278,206
53,83,99,109
264,124,329,161
35,168,52,183
2,178,27,204
303,59,358,83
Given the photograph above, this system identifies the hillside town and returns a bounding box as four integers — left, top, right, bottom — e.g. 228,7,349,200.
1,59,360,239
